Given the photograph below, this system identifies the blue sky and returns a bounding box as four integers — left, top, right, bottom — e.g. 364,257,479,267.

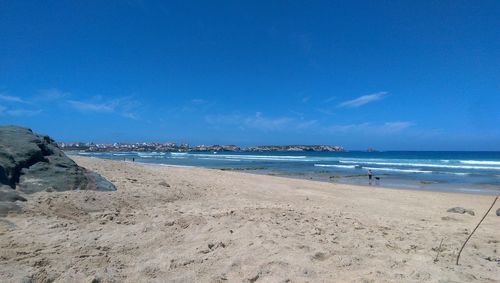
1,1,499,150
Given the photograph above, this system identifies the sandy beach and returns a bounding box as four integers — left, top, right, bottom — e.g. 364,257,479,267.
1,156,499,282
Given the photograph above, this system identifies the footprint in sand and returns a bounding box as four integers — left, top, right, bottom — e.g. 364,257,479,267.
311,251,329,261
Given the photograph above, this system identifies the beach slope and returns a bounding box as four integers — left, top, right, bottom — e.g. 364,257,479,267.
1,156,499,282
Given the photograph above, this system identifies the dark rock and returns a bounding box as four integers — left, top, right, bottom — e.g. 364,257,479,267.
447,207,466,214
84,171,117,192
496,208,500,216
447,207,475,216
0,125,116,215
158,181,170,187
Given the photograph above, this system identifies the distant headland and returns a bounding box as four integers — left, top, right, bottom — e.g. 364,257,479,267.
59,142,344,152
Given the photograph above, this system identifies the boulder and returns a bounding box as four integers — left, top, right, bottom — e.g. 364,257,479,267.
0,125,116,215
496,208,500,216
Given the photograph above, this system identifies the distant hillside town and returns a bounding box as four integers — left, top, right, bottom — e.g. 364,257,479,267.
58,142,344,152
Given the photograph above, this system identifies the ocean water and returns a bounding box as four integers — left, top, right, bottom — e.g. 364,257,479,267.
72,151,500,195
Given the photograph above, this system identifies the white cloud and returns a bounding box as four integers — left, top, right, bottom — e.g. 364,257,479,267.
205,110,412,136
300,96,311,103
328,121,413,133
182,98,215,113
67,100,115,112
205,112,317,132
338,92,387,108
244,112,294,131
0,94,27,104
118,98,142,120
324,96,336,103
0,106,41,117
383,121,414,131
190,98,208,105
316,108,335,115
37,88,70,100
5,109,42,117
67,96,142,119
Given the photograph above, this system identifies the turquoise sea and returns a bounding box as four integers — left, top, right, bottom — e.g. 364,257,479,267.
73,151,500,195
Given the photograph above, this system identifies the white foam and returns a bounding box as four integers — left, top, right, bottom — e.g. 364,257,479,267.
365,167,433,174
191,153,307,161
199,157,242,162
78,152,107,156
339,160,500,170
137,152,166,158
314,164,357,169
459,160,500,165
170,152,188,156
447,172,470,176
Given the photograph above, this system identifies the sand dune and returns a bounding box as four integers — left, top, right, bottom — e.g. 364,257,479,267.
1,156,499,282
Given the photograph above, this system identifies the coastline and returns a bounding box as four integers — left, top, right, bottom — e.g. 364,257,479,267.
1,156,499,282
67,150,500,196
113,157,500,197
111,158,500,196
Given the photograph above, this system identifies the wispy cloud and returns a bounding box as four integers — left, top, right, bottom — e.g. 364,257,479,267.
316,108,335,116
67,96,142,119
0,106,42,117
67,100,115,113
324,96,336,103
182,98,214,113
300,96,311,103
0,94,27,104
383,121,414,132
328,121,413,133
190,98,208,105
118,97,142,120
5,109,42,117
37,88,70,101
244,112,294,131
338,92,387,108
205,112,316,132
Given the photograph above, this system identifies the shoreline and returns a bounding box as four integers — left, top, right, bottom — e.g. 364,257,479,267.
108,157,500,196
67,151,500,196
1,156,498,282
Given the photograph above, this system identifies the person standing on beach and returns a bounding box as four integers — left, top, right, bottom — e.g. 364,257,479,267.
368,169,373,181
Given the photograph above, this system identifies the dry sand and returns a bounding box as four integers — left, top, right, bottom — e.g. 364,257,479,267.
1,156,499,282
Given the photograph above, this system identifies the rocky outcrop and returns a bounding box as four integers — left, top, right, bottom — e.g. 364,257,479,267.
0,125,116,216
